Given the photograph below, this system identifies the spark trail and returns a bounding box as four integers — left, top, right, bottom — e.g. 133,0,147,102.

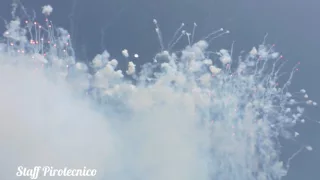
0,3,317,180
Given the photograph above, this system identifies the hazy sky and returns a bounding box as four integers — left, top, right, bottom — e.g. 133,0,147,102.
1,0,319,179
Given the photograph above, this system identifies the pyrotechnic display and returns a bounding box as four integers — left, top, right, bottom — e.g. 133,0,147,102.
0,2,317,180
